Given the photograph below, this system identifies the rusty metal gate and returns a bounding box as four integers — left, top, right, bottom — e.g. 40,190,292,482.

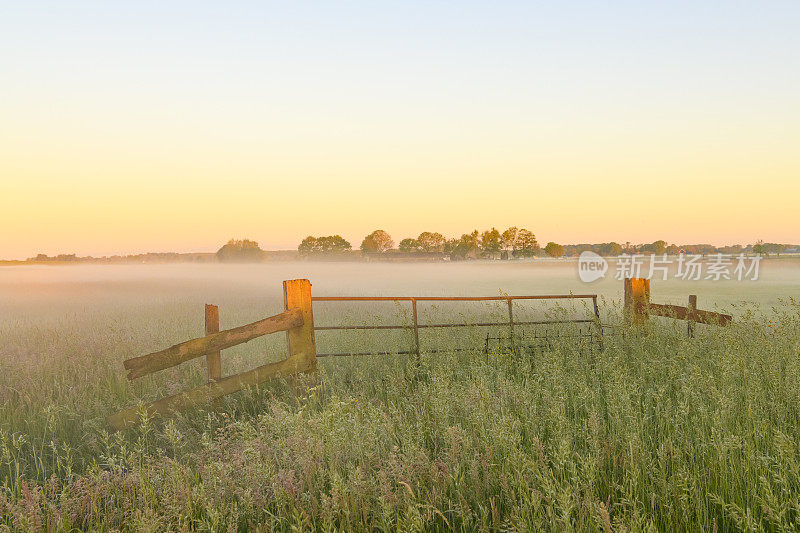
311,294,603,358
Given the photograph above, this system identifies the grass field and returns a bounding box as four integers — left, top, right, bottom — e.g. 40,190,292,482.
1,261,799,530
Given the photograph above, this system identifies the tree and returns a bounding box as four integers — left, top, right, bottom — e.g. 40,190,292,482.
217,239,264,262
695,244,716,256
764,243,786,256
480,228,502,257
461,230,480,247
501,227,519,256
544,242,565,258
298,236,319,256
398,238,420,253
416,232,446,253
360,230,394,253
516,229,539,257
752,240,766,255
443,238,460,255
641,240,667,255
598,242,623,256
718,244,744,254
298,235,352,255
450,231,482,261
650,240,667,255
317,235,352,253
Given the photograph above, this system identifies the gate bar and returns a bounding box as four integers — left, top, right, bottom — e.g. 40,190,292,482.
312,295,597,301
312,294,600,357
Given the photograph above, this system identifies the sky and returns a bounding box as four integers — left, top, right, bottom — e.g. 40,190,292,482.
2,1,799,259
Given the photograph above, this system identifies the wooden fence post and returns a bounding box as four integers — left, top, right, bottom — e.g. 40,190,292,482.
283,279,317,372
624,277,650,325
205,304,221,381
687,294,697,338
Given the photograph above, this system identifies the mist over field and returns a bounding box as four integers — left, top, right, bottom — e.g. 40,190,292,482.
3,258,795,386
3,258,798,311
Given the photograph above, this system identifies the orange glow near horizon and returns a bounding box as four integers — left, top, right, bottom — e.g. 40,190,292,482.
4,107,798,259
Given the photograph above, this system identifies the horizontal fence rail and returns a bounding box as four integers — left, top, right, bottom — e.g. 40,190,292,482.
311,295,599,301
123,307,304,380
646,302,732,326
109,279,316,431
314,319,596,331
311,294,602,357
108,352,310,431
624,278,732,334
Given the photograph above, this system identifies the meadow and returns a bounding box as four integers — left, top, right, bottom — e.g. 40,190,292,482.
1,260,799,531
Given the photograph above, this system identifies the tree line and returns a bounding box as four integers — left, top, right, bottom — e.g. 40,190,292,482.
299,228,550,260
294,232,795,261
18,237,795,264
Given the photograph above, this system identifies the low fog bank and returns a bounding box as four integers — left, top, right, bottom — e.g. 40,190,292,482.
2,259,798,311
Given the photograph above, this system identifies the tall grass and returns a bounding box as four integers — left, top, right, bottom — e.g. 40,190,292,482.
1,294,800,530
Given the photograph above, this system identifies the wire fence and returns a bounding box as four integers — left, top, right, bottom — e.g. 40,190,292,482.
311,294,603,358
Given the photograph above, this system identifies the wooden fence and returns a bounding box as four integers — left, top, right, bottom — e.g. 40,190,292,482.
107,279,316,431
623,277,732,334
109,277,731,430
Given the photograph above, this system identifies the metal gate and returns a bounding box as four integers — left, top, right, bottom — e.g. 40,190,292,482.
311,294,603,358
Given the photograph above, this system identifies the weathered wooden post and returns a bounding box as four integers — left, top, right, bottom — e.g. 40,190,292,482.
687,294,697,338
205,304,221,381
624,277,650,325
283,279,317,372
